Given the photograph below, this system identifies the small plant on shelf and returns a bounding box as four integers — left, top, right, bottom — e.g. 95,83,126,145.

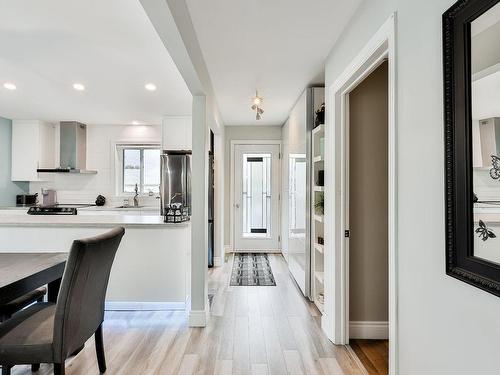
314,192,324,215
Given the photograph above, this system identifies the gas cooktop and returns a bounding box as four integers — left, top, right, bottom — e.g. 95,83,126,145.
27,206,78,215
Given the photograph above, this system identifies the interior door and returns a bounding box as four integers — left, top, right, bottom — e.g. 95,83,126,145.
234,144,280,251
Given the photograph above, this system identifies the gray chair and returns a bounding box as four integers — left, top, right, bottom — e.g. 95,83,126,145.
0,227,125,375
0,287,46,322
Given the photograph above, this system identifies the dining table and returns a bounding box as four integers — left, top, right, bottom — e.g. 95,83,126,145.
0,253,67,305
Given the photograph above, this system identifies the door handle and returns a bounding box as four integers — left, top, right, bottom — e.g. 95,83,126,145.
235,203,240,208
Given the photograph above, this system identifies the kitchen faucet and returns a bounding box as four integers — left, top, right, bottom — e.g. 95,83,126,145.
134,183,139,207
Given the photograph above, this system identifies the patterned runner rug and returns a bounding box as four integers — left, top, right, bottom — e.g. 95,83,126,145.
230,253,276,286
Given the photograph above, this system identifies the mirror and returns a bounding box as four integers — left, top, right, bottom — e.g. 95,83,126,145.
444,0,500,297
471,2,500,265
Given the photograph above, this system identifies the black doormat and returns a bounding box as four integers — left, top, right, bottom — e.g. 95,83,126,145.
230,253,276,286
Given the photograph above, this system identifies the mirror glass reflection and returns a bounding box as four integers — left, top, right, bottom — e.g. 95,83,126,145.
471,2,500,264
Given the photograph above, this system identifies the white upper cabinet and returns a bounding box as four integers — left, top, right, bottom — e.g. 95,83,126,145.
11,120,55,181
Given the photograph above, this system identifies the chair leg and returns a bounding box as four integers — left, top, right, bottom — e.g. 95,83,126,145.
1,365,11,375
95,323,106,373
31,363,40,372
53,363,65,375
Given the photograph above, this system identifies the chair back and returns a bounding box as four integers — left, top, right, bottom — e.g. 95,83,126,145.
52,227,125,361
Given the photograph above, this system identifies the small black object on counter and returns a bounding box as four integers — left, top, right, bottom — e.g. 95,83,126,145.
95,195,106,206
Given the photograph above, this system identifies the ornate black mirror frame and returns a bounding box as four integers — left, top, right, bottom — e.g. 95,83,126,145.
444,0,500,297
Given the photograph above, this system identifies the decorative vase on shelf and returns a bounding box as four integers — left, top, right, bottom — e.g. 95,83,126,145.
314,103,325,128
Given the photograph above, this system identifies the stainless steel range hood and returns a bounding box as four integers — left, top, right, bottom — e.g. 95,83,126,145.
37,121,97,174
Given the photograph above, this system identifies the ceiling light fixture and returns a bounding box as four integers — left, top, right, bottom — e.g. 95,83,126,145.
3,82,17,90
145,83,157,91
131,120,143,125
72,83,85,91
251,91,264,120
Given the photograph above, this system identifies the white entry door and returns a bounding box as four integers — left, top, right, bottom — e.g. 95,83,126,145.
233,144,281,251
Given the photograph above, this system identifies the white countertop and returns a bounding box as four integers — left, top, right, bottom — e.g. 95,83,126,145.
0,214,189,228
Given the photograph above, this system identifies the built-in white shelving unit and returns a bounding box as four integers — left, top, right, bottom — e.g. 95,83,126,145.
311,122,325,314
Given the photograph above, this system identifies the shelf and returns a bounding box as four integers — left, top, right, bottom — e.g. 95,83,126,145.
315,271,324,284
312,124,324,136
313,186,324,192
314,243,324,254
314,214,324,223
313,155,324,163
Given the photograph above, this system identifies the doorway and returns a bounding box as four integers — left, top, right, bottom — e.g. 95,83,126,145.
232,143,281,252
347,61,389,374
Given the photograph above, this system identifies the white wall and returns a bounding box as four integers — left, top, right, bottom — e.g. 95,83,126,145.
30,124,162,206
223,125,282,247
325,0,500,373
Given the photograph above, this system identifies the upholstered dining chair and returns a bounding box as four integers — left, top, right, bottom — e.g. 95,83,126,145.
0,227,125,375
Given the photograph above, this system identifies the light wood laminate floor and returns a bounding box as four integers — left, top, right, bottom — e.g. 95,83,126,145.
10,255,365,375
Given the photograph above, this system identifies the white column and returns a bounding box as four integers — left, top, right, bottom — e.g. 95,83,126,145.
189,95,209,327
161,116,192,150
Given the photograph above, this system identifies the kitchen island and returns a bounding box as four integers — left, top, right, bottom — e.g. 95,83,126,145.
0,211,191,311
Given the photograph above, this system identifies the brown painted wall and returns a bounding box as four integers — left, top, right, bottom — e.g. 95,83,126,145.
348,61,388,323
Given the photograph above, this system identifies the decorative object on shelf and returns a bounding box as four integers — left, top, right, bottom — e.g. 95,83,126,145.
95,195,106,206
317,170,324,186
317,292,324,304
314,192,324,215
317,236,324,245
490,155,500,180
251,91,264,120
164,203,190,223
314,102,325,128
476,220,496,242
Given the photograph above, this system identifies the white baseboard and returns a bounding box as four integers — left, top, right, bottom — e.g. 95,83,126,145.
349,321,389,340
105,301,186,311
188,309,209,327
214,256,223,267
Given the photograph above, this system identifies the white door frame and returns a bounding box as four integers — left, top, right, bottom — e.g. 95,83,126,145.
323,13,398,374
230,139,282,253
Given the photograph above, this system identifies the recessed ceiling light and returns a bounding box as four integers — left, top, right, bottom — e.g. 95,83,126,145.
145,83,157,91
3,82,17,90
72,83,85,91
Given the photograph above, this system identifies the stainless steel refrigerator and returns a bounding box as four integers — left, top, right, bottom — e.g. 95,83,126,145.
160,150,192,216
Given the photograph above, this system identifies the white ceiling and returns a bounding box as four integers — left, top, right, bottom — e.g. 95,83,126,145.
0,0,192,125
186,0,362,126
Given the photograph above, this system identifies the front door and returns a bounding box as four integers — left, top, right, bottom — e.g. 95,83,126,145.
234,144,280,251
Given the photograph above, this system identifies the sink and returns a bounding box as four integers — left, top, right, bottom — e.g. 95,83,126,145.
115,205,144,209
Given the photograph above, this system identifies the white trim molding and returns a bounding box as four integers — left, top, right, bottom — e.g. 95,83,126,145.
349,321,389,340
105,301,186,311
188,309,209,327
213,256,223,267
324,13,398,375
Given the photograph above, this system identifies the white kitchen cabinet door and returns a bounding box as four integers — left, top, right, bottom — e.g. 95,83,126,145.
11,120,55,181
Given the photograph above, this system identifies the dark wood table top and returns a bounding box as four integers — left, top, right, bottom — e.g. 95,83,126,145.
0,253,67,304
